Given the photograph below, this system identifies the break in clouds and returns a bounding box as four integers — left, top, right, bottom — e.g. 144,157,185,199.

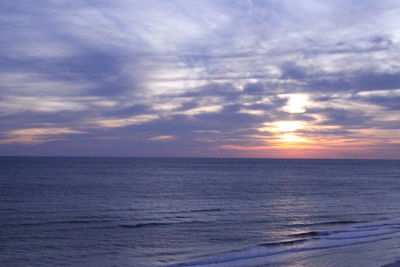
1,0,400,158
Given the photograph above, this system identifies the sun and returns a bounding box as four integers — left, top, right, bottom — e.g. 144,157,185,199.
258,120,314,147
279,133,310,143
272,121,305,132
281,94,310,114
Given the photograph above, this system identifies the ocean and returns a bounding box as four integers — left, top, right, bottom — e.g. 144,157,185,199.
1,157,400,266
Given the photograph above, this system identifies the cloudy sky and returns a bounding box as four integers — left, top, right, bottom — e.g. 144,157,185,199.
1,0,400,158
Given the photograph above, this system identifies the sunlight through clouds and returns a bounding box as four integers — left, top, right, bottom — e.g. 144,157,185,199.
0,128,84,145
280,94,310,114
1,0,400,158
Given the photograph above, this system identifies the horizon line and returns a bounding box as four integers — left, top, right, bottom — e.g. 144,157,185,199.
1,155,399,161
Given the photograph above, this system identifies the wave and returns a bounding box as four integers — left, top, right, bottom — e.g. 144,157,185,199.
169,217,400,266
3,219,111,227
3,218,208,231
286,220,364,227
258,238,311,247
119,222,172,228
158,208,224,215
288,231,328,237
287,226,380,238
120,220,207,229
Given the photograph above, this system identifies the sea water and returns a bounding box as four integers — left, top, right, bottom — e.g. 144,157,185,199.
1,157,400,266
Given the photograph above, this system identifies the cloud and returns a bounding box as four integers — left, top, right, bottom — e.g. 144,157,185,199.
147,135,177,141
91,115,159,128
1,0,400,158
0,127,84,145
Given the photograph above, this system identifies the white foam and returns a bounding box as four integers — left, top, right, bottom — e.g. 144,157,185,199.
170,217,400,267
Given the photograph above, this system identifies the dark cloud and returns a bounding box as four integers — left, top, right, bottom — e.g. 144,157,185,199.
352,72,400,91
358,96,400,111
308,108,373,128
291,70,400,93
103,104,150,117
323,35,393,54
308,77,352,92
128,108,265,137
180,83,239,98
280,62,308,80
243,82,265,95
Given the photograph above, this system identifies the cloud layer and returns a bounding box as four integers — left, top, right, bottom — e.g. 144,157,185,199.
1,0,400,158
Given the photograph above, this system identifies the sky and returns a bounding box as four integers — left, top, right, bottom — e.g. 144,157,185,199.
1,0,400,159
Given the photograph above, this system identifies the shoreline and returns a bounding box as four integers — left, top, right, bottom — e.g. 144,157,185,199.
383,261,400,267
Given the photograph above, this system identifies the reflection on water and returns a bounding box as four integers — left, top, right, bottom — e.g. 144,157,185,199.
1,157,400,266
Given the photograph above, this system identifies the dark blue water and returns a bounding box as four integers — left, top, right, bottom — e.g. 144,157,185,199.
1,157,400,266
